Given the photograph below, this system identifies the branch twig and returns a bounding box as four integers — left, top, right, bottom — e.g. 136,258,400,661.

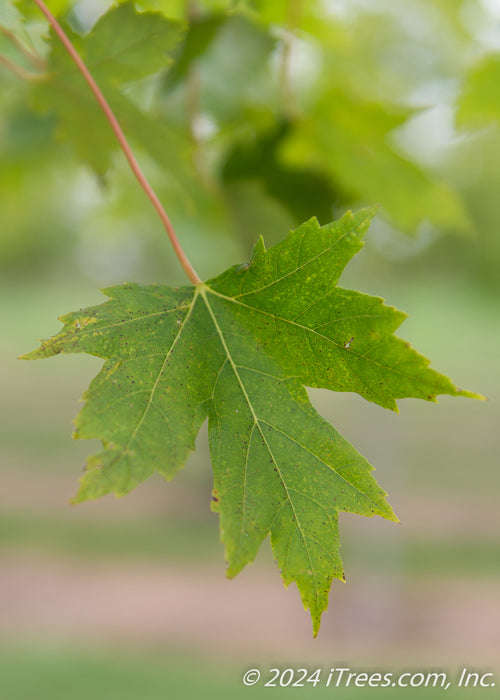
32,0,201,285
0,25,46,70
0,53,44,81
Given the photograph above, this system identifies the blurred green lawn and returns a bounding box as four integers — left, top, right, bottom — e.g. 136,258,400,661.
0,645,494,699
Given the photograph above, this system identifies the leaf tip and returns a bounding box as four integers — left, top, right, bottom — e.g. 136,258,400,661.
386,399,399,413
225,562,239,580
69,492,83,506
98,285,117,299
18,342,58,360
366,203,381,216
311,609,324,638
250,235,266,261
336,205,379,247
388,509,400,524
353,203,380,222
458,388,487,401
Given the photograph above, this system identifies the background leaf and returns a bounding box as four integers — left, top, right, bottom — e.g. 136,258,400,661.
30,3,188,174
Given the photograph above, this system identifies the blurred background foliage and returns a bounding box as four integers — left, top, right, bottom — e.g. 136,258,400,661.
2,0,500,286
1,1,499,698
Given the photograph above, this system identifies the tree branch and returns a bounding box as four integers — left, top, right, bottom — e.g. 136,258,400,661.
31,0,201,285
0,25,46,70
0,53,44,81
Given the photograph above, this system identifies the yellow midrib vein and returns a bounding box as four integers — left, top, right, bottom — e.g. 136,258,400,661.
201,288,319,603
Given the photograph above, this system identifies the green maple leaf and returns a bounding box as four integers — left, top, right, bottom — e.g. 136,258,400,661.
22,209,477,634
456,55,500,128
284,91,469,234
31,3,188,175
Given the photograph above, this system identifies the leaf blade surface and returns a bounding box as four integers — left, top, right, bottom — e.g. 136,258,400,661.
22,209,478,631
